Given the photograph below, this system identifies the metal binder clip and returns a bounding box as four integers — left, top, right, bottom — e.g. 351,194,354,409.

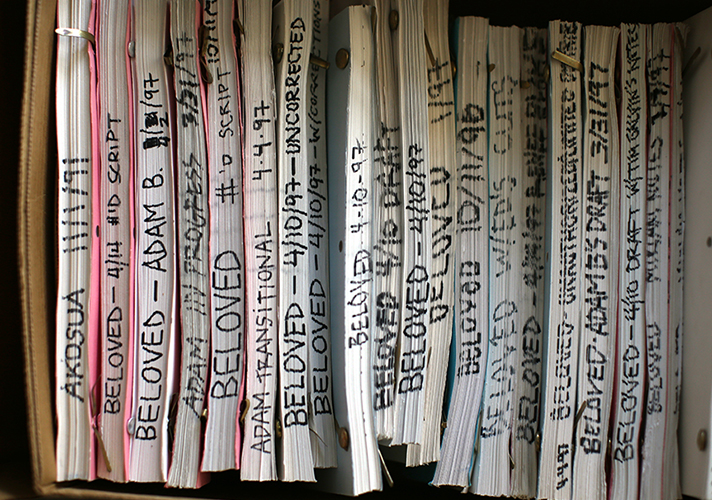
55,27,95,45
551,49,583,73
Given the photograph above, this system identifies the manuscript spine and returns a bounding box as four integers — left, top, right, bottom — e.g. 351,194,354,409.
538,20,584,500
323,5,382,494
610,23,648,500
664,22,686,500
471,25,524,498
238,0,279,482
638,23,673,500
511,26,548,499
391,0,432,446
305,0,337,469
166,0,212,488
406,0,457,467
128,0,177,482
201,0,247,473
371,0,403,442
572,24,620,500
96,0,132,482
432,15,490,489
55,0,96,482
273,0,315,481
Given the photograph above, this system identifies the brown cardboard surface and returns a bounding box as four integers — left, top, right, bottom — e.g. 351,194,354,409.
19,0,58,495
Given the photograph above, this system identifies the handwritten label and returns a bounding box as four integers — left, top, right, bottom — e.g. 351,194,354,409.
457,103,488,382
134,67,174,444
539,22,582,497
515,30,546,455
400,144,429,394
172,29,211,421
250,221,277,452
279,16,310,433
611,25,645,478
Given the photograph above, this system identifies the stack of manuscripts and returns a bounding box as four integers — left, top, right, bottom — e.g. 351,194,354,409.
54,0,687,498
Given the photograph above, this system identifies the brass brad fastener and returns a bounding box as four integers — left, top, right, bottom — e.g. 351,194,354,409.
336,49,349,70
273,43,284,64
698,429,708,451
338,426,350,451
389,10,399,31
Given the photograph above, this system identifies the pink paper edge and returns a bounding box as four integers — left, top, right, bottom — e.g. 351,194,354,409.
87,0,100,482
195,0,211,486
232,0,245,471
123,0,136,481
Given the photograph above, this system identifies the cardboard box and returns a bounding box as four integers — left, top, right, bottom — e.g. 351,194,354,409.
14,0,712,499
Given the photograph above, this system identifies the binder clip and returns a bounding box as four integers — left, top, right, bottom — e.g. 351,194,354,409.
55,27,95,45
